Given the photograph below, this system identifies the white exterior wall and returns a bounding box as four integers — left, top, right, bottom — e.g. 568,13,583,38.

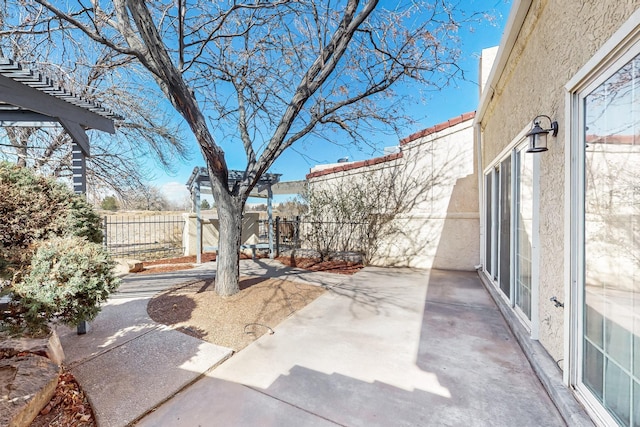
308,119,478,270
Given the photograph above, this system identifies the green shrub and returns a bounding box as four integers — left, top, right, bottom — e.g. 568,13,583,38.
11,236,120,333
0,162,103,282
101,195,118,211
0,162,119,335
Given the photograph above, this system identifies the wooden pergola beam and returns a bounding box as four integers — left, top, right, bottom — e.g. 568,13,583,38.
0,74,115,136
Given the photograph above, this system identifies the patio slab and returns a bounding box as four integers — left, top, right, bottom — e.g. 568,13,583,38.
56,262,233,427
139,267,567,427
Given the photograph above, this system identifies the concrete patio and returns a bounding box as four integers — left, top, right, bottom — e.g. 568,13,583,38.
58,260,568,426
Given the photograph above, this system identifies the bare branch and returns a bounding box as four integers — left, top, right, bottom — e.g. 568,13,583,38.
33,0,141,57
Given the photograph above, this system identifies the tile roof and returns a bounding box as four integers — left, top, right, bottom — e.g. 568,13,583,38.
306,152,403,179
399,111,475,145
306,111,475,179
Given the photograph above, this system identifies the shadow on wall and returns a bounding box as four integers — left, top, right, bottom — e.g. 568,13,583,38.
432,172,479,270
364,142,478,270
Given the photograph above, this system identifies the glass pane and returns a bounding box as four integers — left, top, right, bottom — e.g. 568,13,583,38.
583,52,639,426
485,173,493,276
604,360,631,426
516,150,533,319
584,340,604,400
634,380,640,427
499,157,511,298
585,303,604,349
605,316,631,371
635,312,640,380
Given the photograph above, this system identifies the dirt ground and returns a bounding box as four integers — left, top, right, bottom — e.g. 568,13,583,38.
145,255,362,351
142,253,363,352
148,276,325,352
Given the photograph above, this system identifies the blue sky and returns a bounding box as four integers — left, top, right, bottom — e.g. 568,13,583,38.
157,0,513,205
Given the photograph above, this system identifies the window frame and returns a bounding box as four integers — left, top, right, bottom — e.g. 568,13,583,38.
482,127,540,334
565,10,640,426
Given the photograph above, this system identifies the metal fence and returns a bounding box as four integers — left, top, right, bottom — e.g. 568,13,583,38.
259,217,367,258
102,214,185,260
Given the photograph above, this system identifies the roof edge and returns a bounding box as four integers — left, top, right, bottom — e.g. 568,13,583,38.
399,111,476,145
475,0,532,126
306,152,403,180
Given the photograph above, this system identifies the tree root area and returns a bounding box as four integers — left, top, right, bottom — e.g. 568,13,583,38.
148,276,325,352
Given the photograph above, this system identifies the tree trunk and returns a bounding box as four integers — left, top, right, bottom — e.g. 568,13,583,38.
6,128,28,167
213,188,246,296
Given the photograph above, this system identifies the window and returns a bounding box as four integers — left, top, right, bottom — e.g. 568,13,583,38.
483,140,537,328
580,49,640,427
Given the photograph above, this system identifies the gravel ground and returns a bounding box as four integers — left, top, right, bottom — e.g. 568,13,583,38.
147,276,325,352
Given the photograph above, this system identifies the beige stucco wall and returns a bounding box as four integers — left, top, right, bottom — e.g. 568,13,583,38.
479,0,640,363
183,212,259,256
308,120,479,270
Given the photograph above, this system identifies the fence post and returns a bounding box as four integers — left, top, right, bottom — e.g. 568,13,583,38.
275,216,280,258
102,216,108,249
294,216,300,246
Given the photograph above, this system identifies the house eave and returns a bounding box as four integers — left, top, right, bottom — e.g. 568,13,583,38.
474,0,532,127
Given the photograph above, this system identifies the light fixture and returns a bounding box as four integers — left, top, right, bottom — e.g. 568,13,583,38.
526,115,558,153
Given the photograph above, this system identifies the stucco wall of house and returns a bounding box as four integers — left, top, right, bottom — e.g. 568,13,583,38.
480,0,640,363
308,119,479,270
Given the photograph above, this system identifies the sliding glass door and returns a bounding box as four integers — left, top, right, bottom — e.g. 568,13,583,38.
499,157,511,298
580,50,640,427
515,149,533,321
484,143,536,328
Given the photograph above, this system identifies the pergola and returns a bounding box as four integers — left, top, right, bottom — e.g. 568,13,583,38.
0,57,121,194
186,167,305,262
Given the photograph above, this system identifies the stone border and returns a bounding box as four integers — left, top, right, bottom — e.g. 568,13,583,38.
0,330,65,427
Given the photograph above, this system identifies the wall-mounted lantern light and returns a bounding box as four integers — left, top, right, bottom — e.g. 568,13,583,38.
526,115,558,153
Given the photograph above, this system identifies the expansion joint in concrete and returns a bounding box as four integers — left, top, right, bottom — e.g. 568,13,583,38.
244,384,346,426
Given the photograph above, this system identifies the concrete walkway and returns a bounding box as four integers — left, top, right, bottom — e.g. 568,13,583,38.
58,260,566,427
55,262,233,427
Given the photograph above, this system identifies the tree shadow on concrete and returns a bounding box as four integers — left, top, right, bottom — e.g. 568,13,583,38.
56,294,231,427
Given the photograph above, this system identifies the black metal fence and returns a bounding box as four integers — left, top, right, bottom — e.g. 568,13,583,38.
259,216,367,258
102,214,185,260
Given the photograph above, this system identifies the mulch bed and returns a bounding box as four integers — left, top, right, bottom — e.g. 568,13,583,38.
275,256,363,275
30,371,95,427
135,253,364,275
143,253,218,266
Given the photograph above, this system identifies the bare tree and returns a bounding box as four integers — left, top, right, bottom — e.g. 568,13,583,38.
16,0,477,295
0,9,189,196
121,184,170,211
304,163,419,264
277,198,308,219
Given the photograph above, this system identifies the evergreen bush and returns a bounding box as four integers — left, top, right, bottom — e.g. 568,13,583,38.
0,162,119,335
12,236,119,333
